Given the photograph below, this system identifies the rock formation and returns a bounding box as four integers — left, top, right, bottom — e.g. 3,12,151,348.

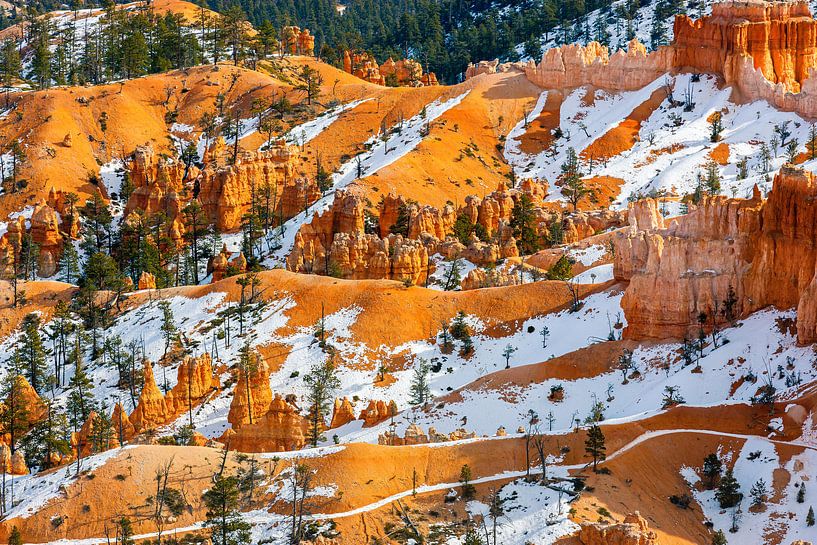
126,142,313,234
74,411,121,456
165,353,217,415
111,402,136,441
0,443,28,475
329,397,356,429
378,424,476,446
138,271,157,290
359,399,398,427
576,512,659,545
226,394,307,452
281,26,315,56
343,50,438,86
130,355,218,432
524,0,817,119
614,166,817,344
129,360,173,431
227,352,272,428
288,181,624,286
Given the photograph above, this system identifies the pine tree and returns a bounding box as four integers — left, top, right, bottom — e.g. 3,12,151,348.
303,357,340,447
202,474,251,545
89,407,115,454
808,506,815,526
67,335,96,431
59,242,80,284
0,354,31,453
510,193,540,255
409,358,431,406
711,529,727,545
798,483,806,503
18,313,49,394
702,453,723,489
561,148,590,211
158,300,178,357
750,478,767,507
7,527,21,545
585,424,606,472
20,399,70,470
716,468,742,508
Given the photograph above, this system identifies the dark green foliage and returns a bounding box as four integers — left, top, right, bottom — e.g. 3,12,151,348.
546,255,573,280
585,424,606,472
510,193,540,255
202,474,251,545
715,468,742,509
18,313,49,394
702,453,722,489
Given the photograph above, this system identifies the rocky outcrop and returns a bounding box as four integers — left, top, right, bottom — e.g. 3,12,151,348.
138,271,156,290
378,424,476,446
0,443,28,475
209,244,248,283
111,402,136,441
74,411,120,456
359,399,398,427
577,512,659,545
524,0,817,119
329,397,356,429
126,142,312,234
282,26,315,56
165,353,217,415
525,39,673,92
129,360,173,431
615,166,817,343
226,394,307,452
227,352,272,428
343,51,438,86
130,355,218,432
288,181,605,284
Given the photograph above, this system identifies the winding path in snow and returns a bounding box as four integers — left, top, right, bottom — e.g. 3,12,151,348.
38,427,816,545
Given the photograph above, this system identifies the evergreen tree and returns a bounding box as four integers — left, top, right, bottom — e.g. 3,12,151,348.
67,335,96,431
702,453,722,489
202,474,251,545
715,468,743,509
561,148,590,211
584,424,606,472
59,242,80,284
158,300,178,357
303,357,340,447
89,407,115,453
749,478,767,507
20,399,70,470
808,506,815,526
409,358,431,406
711,530,727,545
7,527,21,545
510,193,540,255
18,313,49,394
0,354,31,453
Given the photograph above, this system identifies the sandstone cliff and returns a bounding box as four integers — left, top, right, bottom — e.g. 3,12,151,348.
615,166,817,343
576,512,659,545
286,181,624,286
524,0,817,120
225,393,307,452
126,142,315,234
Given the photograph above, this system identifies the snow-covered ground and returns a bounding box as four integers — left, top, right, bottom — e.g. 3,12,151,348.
508,72,816,208
262,90,471,268
683,437,817,543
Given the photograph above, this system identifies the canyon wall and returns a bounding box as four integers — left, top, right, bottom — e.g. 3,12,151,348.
288,182,624,285
126,142,315,234
615,166,817,343
523,0,817,119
